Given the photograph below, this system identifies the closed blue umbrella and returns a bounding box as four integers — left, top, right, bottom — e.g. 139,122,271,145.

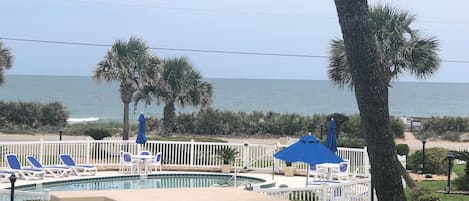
274,134,343,165
136,113,147,144
324,119,338,152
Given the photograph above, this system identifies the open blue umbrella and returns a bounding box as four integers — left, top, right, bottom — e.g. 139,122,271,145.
274,133,343,165
136,113,147,144
324,119,338,152
274,133,343,185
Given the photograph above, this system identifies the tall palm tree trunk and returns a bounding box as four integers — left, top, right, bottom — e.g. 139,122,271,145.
122,102,130,140
334,0,406,200
120,83,135,140
162,101,176,135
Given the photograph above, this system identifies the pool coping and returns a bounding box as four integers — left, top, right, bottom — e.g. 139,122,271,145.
3,171,275,192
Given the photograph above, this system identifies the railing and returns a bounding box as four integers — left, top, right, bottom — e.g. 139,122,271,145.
0,139,370,174
0,139,372,201
255,178,370,201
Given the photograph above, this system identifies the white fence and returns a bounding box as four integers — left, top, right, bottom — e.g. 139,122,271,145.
0,139,370,176
0,139,371,201
256,178,370,201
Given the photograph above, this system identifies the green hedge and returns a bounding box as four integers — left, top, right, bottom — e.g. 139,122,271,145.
0,101,68,129
407,147,448,174
172,109,405,138
176,108,327,136
396,144,410,156
329,115,404,138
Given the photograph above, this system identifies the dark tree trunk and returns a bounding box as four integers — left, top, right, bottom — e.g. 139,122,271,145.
163,101,176,135
120,83,135,141
333,1,406,200
122,102,130,140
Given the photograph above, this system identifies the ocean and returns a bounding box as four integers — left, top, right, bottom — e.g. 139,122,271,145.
1,75,468,122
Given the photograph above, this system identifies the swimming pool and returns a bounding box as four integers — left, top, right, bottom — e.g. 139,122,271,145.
15,173,266,193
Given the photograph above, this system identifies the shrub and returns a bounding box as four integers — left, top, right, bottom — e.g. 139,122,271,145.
0,101,68,129
453,176,469,191
407,147,448,174
410,187,432,201
423,116,469,138
84,128,112,140
396,144,410,156
341,115,362,138
336,138,367,148
390,116,405,138
441,131,461,141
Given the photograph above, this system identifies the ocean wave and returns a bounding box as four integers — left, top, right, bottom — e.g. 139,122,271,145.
67,117,100,123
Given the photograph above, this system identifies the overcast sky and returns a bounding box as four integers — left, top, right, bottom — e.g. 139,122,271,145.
1,0,468,82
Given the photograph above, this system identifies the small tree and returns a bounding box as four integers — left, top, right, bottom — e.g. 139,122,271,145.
216,147,239,165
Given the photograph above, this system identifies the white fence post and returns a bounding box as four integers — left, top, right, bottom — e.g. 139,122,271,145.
39,139,44,162
86,138,91,164
243,141,249,169
190,139,195,166
364,146,370,177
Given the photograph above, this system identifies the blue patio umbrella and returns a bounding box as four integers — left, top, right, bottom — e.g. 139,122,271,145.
324,119,338,152
136,113,147,145
274,133,343,185
274,134,343,165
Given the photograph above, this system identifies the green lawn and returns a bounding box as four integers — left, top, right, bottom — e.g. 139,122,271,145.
405,165,468,201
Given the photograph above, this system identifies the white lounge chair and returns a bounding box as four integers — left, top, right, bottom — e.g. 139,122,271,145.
27,156,71,177
5,154,44,180
60,154,97,176
0,170,16,183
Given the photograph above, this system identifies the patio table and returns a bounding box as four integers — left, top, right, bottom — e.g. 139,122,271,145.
317,163,340,180
132,155,153,173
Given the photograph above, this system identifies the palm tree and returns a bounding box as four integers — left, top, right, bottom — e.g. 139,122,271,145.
0,40,13,85
333,1,407,200
451,151,469,189
135,57,213,134
93,37,159,140
328,4,440,88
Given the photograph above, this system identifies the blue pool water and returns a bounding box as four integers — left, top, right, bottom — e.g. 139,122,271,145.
16,174,265,192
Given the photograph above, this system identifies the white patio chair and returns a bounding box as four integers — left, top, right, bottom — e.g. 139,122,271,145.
308,164,326,181
150,152,162,172
336,160,350,181
120,152,138,174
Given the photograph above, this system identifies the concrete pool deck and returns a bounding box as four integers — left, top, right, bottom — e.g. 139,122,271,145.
1,171,312,201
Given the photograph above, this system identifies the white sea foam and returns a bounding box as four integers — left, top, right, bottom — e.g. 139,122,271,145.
67,117,100,124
